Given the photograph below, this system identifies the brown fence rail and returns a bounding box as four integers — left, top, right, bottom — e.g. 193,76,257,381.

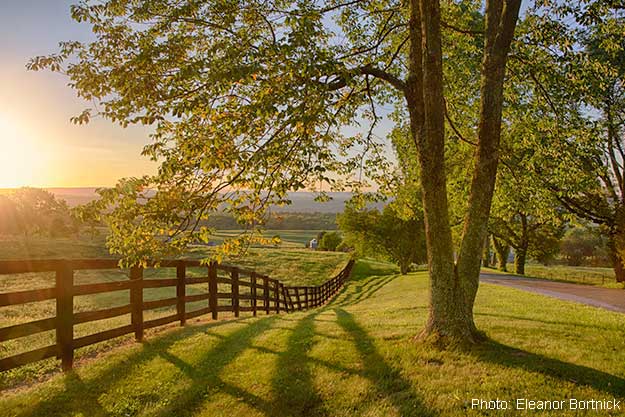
0,258,354,372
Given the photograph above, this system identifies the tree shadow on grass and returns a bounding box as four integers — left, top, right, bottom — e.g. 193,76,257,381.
14,316,277,417
334,308,434,417
270,311,328,417
475,311,621,332
469,339,625,398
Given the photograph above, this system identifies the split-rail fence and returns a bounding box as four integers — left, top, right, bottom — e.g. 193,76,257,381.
0,258,354,372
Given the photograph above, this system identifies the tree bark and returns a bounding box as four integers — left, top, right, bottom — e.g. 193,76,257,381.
448,0,521,339
608,236,625,282
492,236,509,271
514,245,527,275
405,0,521,344
482,234,492,267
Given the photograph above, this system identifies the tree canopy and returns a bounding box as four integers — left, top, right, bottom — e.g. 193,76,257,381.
31,0,523,343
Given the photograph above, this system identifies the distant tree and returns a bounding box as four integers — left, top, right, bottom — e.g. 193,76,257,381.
560,227,607,266
0,195,19,235
318,231,342,252
0,188,76,237
339,205,426,274
482,235,493,268
489,123,567,275
491,236,510,272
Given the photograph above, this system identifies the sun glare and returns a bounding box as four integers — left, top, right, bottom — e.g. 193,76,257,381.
0,113,47,188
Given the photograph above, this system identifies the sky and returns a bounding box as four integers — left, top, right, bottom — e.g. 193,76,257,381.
0,0,157,188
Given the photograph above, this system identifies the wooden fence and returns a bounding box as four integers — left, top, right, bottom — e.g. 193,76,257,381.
0,258,354,372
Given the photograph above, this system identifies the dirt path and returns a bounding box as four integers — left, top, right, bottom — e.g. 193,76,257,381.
480,272,625,313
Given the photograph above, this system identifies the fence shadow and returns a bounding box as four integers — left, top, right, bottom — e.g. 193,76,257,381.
13,316,277,417
270,311,328,417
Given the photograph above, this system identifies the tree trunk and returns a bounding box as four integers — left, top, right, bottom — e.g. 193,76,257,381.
405,0,521,344
406,0,473,342
482,234,492,267
449,0,522,339
400,262,410,275
514,214,528,275
492,236,509,271
514,244,527,275
608,236,625,282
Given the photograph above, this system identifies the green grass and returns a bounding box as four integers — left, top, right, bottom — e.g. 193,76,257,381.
0,233,111,260
2,259,624,416
483,263,624,289
210,230,323,248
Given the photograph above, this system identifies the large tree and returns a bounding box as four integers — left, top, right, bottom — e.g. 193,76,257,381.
31,0,521,343
513,1,625,282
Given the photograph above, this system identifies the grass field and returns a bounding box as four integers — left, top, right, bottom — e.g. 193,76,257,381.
1,258,624,416
0,234,349,391
484,263,624,289
210,230,322,248
0,229,323,260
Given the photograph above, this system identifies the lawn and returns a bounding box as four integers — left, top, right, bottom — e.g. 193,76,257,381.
484,263,624,289
1,258,624,416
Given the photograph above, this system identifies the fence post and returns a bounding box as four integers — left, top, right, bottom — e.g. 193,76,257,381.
232,268,240,318
274,280,280,313
209,262,218,320
56,261,74,372
251,272,257,317
130,266,144,342
280,284,289,313
295,287,301,311
304,287,309,309
176,261,186,326
263,276,270,314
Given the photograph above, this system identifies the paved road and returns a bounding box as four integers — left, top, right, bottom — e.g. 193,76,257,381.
480,272,625,313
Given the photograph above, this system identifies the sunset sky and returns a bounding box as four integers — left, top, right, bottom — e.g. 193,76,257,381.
0,0,157,188
0,1,399,190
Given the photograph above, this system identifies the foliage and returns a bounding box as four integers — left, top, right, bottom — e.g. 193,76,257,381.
338,205,426,274
560,226,609,267
516,1,625,280
318,231,342,252
0,188,77,237
28,0,406,265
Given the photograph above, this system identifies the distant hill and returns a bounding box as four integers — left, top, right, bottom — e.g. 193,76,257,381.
45,188,386,213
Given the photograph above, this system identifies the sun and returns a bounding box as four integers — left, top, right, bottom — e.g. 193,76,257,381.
0,113,47,188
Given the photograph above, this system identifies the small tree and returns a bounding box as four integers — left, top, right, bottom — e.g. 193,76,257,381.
339,205,426,274
319,231,342,252
560,227,606,266
0,188,75,237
